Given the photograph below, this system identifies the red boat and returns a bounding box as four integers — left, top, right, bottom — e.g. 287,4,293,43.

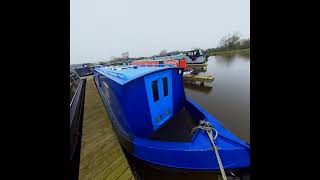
130,58,187,69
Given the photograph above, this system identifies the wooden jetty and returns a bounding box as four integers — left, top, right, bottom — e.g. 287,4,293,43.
186,63,208,72
183,74,214,85
79,76,134,180
187,63,208,68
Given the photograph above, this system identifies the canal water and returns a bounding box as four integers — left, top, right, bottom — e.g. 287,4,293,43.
184,54,250,143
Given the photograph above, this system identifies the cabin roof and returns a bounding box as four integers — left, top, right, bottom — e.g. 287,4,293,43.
95,66,177,85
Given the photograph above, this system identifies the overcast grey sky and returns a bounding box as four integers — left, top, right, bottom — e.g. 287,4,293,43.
70,0,250,64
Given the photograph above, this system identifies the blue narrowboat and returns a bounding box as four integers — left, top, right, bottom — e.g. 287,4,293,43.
93,65,250,178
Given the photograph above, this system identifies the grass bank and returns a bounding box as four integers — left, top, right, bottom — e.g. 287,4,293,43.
207,48,250,56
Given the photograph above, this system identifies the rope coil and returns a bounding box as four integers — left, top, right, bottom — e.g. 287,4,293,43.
191,120,227,180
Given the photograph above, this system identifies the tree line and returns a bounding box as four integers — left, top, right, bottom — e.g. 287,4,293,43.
206,33,250,54
96,32,250,65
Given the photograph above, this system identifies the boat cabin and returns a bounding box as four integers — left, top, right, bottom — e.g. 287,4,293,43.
94,66,199,141
184,49,206,64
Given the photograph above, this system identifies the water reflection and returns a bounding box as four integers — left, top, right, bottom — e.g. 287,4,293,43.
238,52,250,59
214,55,237,67
184,54,250,143
213,53,250,67
183,82,213,94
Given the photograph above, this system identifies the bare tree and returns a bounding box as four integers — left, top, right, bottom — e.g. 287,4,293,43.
219,32,241,50
159,49,167,56
240,38,250,48
122,51,129,59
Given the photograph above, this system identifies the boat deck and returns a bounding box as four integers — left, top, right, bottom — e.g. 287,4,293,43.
79,76,134,180
149,108,197,142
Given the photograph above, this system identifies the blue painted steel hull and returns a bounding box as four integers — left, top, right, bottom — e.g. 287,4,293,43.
94,76,250,171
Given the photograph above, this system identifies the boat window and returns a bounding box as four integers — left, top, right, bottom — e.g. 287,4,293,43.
194,51,198,56
152,80,159,102
163,77,168,97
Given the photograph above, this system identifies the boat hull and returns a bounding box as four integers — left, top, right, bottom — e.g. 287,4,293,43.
122,143,250,180
94,76,250,171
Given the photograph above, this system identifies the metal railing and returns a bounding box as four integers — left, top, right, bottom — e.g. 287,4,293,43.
70,72,82,107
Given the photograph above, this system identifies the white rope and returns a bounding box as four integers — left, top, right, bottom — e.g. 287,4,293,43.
192,120,227,180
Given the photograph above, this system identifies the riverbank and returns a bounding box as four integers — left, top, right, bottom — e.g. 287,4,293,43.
207,48,250,56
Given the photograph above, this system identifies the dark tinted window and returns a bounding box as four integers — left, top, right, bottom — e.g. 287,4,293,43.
152,80,159,102
163,77,168,96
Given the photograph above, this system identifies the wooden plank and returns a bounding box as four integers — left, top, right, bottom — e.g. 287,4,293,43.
104,161,130,180
79,77,133,180
117,167,133,180
80,147,124,179
82,112,110,130
94,144,122,166
81,128,114,148
83,107,108,120
83,105,105,117
93,147,125,176
94,155,127,180
80,137,117,164
82,126,113,140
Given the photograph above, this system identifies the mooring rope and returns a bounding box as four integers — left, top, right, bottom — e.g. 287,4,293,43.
191,120,227,180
